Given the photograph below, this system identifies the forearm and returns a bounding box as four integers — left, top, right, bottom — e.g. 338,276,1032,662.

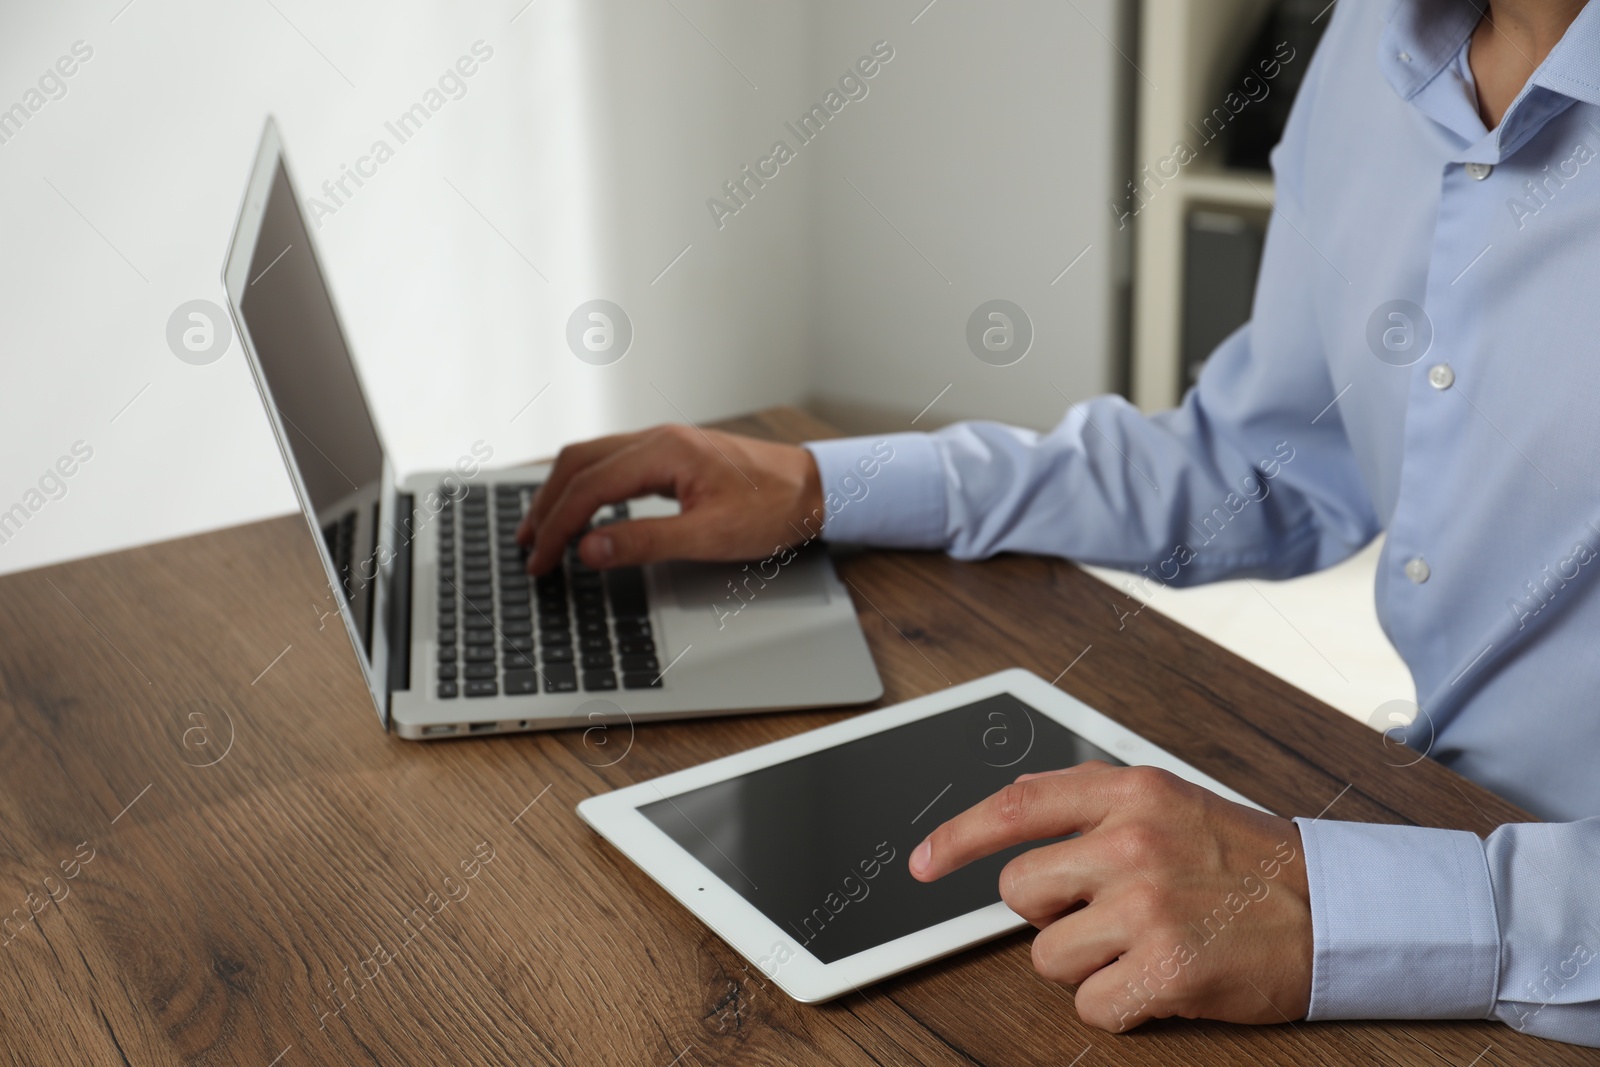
1296,816,1600,1046
806,376,1370,585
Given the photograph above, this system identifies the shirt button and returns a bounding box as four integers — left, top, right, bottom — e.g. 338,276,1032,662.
1428,363,1455,390
1465,162,1494,180
1405,557,1432,584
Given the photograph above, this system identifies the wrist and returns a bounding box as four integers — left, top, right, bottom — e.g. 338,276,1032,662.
793,447,824,545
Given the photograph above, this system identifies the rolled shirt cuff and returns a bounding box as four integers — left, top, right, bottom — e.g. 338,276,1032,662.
802,433,947,548
1295,817,1501,1020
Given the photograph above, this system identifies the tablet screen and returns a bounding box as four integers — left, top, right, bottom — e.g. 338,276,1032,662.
637,693,1124,964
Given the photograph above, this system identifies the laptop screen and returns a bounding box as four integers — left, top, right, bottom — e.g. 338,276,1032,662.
239,161,386,661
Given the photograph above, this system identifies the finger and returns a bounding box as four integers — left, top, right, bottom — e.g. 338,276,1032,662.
518,431,645,544
526,442,681,575
1029,906,1129,987
575,512,736,569
910,769,1124,883
998,837,1118,927
1014,760,1118,784
1074,954,1175,1033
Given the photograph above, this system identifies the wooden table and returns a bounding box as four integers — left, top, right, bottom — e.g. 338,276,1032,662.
0,407,1590,1066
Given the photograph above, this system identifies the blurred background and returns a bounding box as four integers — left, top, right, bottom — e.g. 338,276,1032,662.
0,0,1412,720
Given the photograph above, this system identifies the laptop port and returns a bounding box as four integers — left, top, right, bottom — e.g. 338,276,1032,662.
468,721,498,734
422,724,457,736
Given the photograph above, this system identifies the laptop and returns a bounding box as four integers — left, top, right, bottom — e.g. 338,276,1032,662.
221,119,883,739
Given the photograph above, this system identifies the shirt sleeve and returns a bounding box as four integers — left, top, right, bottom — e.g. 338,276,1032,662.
1296,816,1600,1046
803,24,1379,585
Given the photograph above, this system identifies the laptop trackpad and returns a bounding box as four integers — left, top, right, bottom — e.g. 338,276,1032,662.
666,553,829,613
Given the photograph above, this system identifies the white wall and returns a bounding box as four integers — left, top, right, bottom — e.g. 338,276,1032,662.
805,0,1128,431
0,0,1128,575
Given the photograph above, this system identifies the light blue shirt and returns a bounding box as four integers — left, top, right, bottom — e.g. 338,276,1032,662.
806,0,1600,1046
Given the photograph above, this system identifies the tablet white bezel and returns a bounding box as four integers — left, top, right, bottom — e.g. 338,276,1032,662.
576,668,1267,1003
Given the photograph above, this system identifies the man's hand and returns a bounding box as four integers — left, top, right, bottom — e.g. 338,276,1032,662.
909,762,1312,1032
516,424,824,575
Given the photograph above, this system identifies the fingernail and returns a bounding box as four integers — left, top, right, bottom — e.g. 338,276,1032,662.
588,532,614,564
910,839,931,876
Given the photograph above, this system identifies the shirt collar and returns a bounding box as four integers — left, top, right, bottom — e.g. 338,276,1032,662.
1378,0,1482,103
1531,0,1600,108
1380,0,1600,162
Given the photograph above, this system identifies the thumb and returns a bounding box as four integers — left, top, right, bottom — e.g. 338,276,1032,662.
576,514,710,569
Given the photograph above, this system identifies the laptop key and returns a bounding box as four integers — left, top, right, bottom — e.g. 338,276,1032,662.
606,568,648,617
503,651,537,671
438,627,457,645
622,671,662,690
464,663,497,679
542,664,578,692
464,647,497,663
465,679,498,697
613,619,651,637
577,618,609,638
464,629,494,646
581,651,613,670
438,663,458,680
502,636,534,653
437,681,459,699
502,670,538,695
501,620,533,636
580,634,612,653
538,629,572,647
541,645,575,664
437,647,458,663
620,654,659,673
500,604,531,621
582,669,618,691
618,636,655,656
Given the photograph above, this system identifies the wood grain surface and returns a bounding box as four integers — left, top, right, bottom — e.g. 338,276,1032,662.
0,407,1591,1066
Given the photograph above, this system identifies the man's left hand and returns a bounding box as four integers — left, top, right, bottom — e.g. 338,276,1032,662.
909,761,1313,1032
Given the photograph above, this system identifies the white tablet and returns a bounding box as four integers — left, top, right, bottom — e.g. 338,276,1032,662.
577,668,1265,1003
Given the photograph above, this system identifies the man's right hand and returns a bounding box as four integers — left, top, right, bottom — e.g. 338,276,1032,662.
516,424,825,576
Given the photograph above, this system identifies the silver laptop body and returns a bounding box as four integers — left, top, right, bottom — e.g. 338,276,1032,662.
221,119,882,739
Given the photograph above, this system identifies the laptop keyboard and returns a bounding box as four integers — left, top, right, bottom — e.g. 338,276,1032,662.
434,483,661,700
320,510,358,602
